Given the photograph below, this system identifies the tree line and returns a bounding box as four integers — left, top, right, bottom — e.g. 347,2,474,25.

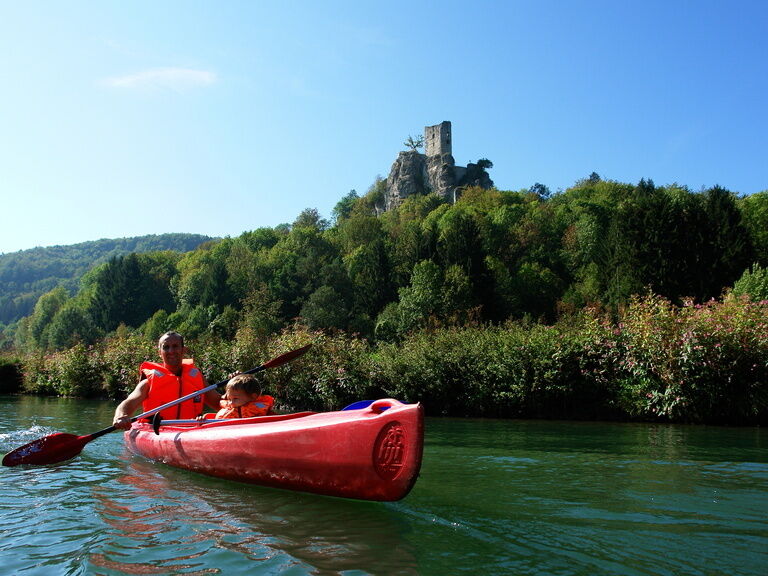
3,177,768,353
0,233,214,327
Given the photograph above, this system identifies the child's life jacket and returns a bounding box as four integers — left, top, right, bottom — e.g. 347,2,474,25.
215,395,275,419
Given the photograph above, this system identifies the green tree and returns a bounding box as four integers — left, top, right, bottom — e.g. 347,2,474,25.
700,185,754,299
332,190,360,224
739,191,768,266
529,182,551,200
239,284,283,343
83,252,179,333
47,303,99,349
403,135,424,152
174,241,234,313
732,263,768,301
27,286,70,349
293,207,329,231
397,260,443,333
345,239,392,319
300,286,350,330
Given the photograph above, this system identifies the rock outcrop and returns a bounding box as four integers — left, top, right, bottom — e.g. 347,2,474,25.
385,121,493,210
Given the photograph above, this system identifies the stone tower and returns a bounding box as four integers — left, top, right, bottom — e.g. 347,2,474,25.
424,121,452,157
385,121,493,211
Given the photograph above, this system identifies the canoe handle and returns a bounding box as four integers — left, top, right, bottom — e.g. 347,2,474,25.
369,399,402,414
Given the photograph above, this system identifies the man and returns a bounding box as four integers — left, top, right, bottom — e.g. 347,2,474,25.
112,331,222,429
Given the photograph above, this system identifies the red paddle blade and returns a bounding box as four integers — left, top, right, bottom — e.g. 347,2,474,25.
2,432,89,467
261,344,312,369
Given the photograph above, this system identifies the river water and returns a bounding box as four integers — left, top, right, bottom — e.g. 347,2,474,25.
1,395,766,575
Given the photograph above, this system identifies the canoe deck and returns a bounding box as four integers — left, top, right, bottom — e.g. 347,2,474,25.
124,399,424,501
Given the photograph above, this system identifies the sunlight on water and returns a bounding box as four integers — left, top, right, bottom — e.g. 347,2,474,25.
2,395,767,575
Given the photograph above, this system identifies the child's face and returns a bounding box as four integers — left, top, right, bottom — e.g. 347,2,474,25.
225,388,258,407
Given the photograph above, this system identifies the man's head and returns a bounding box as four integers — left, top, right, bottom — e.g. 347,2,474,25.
157,331,185,370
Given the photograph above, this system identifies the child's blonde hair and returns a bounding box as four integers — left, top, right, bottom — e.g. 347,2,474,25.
226,373,263,395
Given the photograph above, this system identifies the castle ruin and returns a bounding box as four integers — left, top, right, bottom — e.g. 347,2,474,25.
425,121,452,157
385,121,493,211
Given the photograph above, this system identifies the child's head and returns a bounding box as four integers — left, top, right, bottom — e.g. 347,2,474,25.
224,374,263,407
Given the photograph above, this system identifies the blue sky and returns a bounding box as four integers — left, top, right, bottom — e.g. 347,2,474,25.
1,0,766,254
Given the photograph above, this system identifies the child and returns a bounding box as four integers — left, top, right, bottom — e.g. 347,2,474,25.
215,373,275,419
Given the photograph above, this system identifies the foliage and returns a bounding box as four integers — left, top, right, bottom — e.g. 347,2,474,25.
403,135,424,152
12,293,767,424
4,174,768,425
738,191,768,266
577,294,768,424
0,234,213,325
99,330,157,398
733,263,768,302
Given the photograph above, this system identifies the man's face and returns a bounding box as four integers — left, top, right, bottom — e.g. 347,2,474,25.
158,335,185,369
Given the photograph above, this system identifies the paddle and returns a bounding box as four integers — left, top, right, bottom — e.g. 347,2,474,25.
2,344,312,467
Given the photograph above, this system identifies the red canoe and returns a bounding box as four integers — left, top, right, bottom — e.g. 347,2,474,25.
124,398,424,501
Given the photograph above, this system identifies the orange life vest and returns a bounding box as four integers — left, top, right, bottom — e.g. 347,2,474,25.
140,359,205,420
215,395,275,419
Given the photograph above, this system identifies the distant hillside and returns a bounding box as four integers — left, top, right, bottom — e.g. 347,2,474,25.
0,234,217,325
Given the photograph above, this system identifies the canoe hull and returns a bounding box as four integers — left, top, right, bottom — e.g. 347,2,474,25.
124,399,424,501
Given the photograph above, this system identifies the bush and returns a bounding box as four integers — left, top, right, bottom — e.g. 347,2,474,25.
99,330,155,398
733,263,768,302
11,293,767,424
267,327,377,411
578,293,768,424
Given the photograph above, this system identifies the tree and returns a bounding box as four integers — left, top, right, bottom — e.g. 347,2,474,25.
732,263,768,301
293,208,329,231
404,135,424,152
700,185,754,299
530,182,551,200
26,286,69,349
738,191,768,267
77,251,181,336
332,190,360,224
174,242,234,313
345,239,392,319
239,284,283,342
47,304,98,349
397,260,443,333
300,286,350,331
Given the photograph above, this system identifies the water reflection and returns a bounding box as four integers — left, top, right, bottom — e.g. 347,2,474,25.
89,456,419,575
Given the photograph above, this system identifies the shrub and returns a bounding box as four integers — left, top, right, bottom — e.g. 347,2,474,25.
733,263,768,302
100,331,155,398
267,327,376,411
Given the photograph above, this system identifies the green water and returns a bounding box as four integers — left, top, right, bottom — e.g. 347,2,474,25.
1,395,766,575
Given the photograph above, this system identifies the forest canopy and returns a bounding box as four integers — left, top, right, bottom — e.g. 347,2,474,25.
2,180,768,354
0,233,214,327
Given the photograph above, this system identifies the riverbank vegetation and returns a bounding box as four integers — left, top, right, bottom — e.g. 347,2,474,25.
1,177,767,424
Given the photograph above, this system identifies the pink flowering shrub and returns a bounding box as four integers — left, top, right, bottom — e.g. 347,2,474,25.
16,293,768,423
581,293,768,423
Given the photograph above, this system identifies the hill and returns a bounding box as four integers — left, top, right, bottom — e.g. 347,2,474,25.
0,234,216,325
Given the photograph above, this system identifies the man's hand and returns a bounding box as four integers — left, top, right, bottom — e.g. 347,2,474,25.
113,415,133,430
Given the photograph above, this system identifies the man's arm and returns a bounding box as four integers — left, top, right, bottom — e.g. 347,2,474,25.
113,379,150,429
203,384,222,409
